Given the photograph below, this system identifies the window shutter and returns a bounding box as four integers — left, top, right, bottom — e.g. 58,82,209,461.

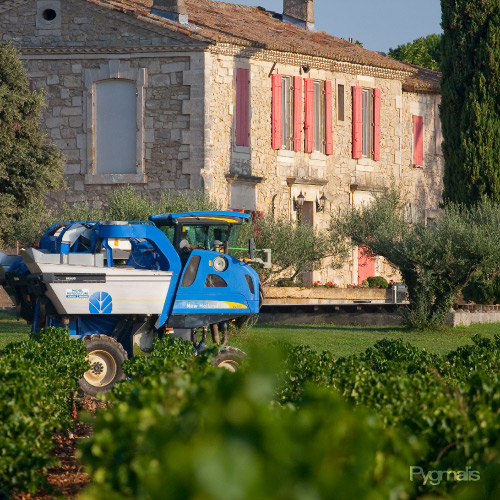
324,80,333,155
236,68,250,147
271,74,282,150
304,78,314,153
412,115,424,165
292,76,302,152
352,86,362,158
373,88,381,161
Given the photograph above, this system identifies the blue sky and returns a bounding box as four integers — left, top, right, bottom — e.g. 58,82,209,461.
218,0,443,53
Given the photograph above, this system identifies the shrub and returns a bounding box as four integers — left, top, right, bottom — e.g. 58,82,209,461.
79,338,418,500
366,276,389,289
0,327,88,496
461,272,500,305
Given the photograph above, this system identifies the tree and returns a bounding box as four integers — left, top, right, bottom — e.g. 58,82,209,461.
388,34,442,71
0,42,64,247
238,211,348,285
329,189,500,328
441,0,500,205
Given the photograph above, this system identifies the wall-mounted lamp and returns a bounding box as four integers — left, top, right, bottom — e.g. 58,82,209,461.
316,192,327,213
302,65,310,74
294,191,305,220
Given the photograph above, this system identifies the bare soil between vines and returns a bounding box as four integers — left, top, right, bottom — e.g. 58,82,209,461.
12,396,106,500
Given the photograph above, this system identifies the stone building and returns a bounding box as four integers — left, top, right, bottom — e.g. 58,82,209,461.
0,0,443,284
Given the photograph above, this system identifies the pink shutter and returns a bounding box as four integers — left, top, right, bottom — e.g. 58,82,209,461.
271,74,282,150
236,68,250,147
304,78,314,153
324,80,333,155
413,115,424,165
352,86,362,159
373,88,381,161
293,76,302,152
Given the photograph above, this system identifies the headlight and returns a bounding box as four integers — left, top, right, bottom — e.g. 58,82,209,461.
213,255,228,272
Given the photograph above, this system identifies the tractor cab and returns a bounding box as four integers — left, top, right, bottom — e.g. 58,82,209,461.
149,211,248,264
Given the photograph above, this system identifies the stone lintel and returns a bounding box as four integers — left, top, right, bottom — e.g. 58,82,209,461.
226,173,264,184
286,177,328,187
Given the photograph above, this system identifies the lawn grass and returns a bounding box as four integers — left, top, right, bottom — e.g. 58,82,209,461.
228,321,500,357
2,310,500,357
0,312,30,350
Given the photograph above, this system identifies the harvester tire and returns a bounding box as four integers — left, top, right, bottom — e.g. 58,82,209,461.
213,347,247,372
79,334,128,396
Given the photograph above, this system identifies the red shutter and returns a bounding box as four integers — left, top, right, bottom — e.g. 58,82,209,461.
304,78,314,153
271,74,282,150
236,68,250,147
352,86,362,159
373,88,381,161
293,76,302,152
413,115,424,165
324,80,333,155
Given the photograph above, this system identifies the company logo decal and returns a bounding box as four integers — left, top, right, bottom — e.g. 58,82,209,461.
89,292,113,314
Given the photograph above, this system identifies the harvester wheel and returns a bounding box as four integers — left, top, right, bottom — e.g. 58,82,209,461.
213,347,247,373
79,334,128,396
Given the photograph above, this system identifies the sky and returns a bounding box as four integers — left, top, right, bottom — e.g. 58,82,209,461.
218,0,443,53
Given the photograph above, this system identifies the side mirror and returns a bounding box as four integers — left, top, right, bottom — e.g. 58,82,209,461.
248,238,256,260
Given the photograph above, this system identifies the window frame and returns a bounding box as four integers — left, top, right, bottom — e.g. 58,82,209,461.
281,76,293,150
361,88,373,158
84,63,147,185
313,80,325,153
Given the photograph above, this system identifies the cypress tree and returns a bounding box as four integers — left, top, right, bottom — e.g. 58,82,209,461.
441,0,500,204
0,42,64,246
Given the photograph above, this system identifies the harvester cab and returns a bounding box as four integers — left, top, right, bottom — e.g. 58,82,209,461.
0,211,262,395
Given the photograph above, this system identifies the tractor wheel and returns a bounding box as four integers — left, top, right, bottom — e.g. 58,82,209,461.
79,334,128,396
213,347,247,373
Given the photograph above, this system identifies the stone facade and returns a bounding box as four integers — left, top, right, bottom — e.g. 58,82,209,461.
0,0,444,285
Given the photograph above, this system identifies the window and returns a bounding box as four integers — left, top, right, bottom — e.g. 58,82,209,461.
235,68,250,147
313,81,325,152
352,86,380,160
337,84,345,121
412,115,424,166
94,80,137,174
361,89,373,158
205,274,228,288
272,75,302,151
281,77,293,150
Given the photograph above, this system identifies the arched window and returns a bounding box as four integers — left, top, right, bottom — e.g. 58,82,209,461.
94,80,137,174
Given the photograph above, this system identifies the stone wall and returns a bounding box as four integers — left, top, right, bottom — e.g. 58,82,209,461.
0,0,207,208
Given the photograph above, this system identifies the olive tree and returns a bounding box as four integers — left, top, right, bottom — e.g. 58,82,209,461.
329,189,500,328
239,211,348,285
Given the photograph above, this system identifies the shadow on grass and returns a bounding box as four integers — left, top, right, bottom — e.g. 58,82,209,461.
256,323,408,334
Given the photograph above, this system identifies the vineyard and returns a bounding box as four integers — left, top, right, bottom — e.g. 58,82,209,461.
1,326,500,499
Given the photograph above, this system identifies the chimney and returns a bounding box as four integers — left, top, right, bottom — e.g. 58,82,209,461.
283,0,315,31
151,0,188,25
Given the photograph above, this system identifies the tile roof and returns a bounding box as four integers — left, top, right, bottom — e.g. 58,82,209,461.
401,63,441,93
86,0,415,73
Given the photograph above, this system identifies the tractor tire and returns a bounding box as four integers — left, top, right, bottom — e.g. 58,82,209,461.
213,346,247,372
79,334,128,396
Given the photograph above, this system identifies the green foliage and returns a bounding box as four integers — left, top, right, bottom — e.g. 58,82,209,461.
329,188,500,328
388,34,442,70
277,336,500,496
441,0,500,204
81,334,500,498
366,276,389,289
80,337,418,500
0,327,88,496
461,271,500,305
237,211,348,285
0,42,64,247
8,185,220,247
